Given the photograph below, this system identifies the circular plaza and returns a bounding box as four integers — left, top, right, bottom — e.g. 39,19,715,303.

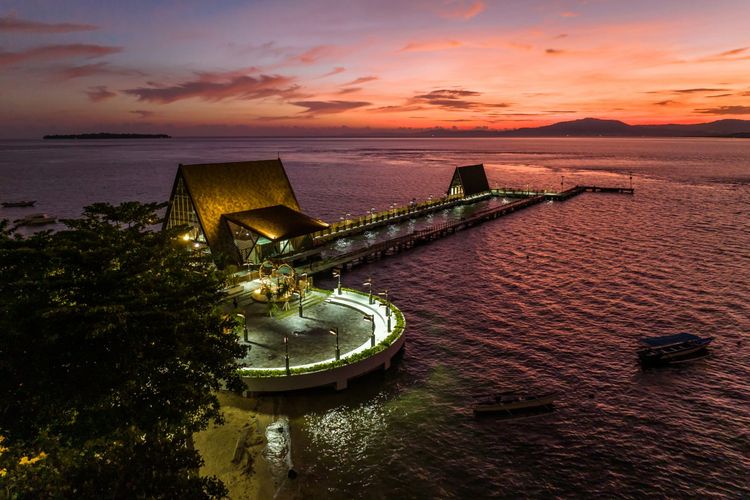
226,278,406,392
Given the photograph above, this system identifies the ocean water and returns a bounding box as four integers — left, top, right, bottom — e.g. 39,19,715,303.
1,137,749,498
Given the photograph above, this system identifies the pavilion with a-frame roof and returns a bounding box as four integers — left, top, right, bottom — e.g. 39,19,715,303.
446,164,490,197
163,159,328,268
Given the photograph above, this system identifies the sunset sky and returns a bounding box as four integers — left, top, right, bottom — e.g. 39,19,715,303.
2,0,750,137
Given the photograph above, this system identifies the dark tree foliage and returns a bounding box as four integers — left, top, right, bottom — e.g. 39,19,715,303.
0,202,247,498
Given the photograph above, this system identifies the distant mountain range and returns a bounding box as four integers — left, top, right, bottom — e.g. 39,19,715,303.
416,118,750,138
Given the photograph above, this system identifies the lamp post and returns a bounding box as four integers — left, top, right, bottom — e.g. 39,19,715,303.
363,314,375,347
332,269,342,295
363,276,373,304
298,273,307,317
378,290,391,332
236,313,248,342
329,326,340,360
561,175,564,192
284,335,290,375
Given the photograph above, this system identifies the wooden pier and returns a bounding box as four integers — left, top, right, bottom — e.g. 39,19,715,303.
292,185,633,276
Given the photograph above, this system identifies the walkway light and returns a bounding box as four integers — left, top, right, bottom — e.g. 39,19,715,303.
362,276,373,304
363,314,375,347
284,336,290,375
298,273,307,317
329,327,340,360
236,313,248,342
332,269,342,295
378,290,391,332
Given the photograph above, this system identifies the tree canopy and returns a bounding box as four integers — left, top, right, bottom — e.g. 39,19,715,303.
0,202,247,498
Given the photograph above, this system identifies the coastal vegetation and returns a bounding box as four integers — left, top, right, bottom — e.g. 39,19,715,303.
0,202,245,498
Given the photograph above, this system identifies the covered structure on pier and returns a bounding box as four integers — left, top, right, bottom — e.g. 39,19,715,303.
446,164,490,197
163,159,328,268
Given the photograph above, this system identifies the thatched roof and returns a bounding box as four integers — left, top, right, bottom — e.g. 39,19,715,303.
448,164,490,196
223,205,328,241
165,159,310,265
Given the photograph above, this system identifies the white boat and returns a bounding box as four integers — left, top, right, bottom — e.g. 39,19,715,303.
638,333,713,365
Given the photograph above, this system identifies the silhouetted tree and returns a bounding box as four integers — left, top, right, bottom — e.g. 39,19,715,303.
0,202,247,498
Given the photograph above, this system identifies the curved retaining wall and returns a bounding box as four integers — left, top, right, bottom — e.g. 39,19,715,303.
241,332,405,392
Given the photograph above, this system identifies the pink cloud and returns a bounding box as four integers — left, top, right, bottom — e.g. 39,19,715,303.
85,85,116,102
545,48,565,55
321,67,346,78
293,45,338,64
0,44,121,66
124,73,300,104
0,15,97,33
439,1,485,20
560,11,579,18
337,87,361,95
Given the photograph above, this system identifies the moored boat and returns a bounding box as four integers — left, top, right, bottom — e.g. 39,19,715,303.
473,391,556,415
2,200,36,207
13,213,56,226
638,333,713,365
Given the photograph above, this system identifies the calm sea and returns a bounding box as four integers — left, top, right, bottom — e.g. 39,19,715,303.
2,137,749,498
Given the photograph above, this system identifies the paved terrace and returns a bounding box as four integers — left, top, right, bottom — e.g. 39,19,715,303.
225,285,393,370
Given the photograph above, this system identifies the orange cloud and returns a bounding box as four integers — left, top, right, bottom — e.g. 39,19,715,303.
0,44,122,66
400,39,463,52
0,15,97,33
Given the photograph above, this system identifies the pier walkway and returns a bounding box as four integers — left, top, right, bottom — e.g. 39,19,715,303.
288,184,633,276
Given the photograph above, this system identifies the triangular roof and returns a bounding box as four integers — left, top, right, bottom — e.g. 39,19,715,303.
223,205,328,241
164,159,304,265
448,164,490,196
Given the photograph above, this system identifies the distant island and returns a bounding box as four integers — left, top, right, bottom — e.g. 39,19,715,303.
43,133,171,140
408,118,750,138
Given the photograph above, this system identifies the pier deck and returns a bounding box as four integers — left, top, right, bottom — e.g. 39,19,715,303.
289,185,633,276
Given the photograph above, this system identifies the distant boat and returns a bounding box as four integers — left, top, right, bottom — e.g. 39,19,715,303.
638,333,713,365
2,200,36,207
14,213,56,226
473,391,556,415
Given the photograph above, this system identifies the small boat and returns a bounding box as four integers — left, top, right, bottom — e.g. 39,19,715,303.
14,213,56,226
638,333,713,365
473,391,556,415
2,200,36,207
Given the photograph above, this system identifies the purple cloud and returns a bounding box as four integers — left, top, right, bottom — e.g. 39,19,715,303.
695,106,750,115
124,73,300,104
130,110,154,118
0,44,121,66
290,100,371,114
53,62,144,80
85,85,116,102
0,15,97,33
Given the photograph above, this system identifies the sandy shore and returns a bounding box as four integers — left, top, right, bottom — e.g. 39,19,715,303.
194,391,302,500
